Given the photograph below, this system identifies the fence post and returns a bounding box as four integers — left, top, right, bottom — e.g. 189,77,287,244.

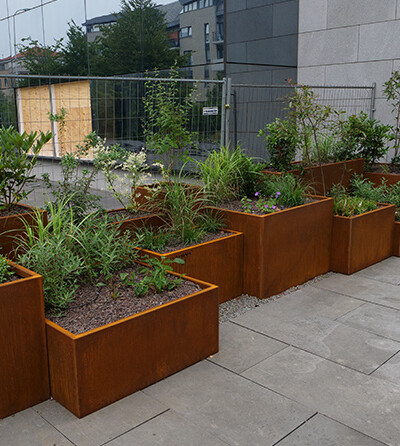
220,77,227,147
48,84,58,157
225,77,232,147
369,82,376,120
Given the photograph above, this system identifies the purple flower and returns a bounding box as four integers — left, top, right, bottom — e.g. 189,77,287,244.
265,204,269,208
255,192,259,197
272,205,276,210
276,191,281,196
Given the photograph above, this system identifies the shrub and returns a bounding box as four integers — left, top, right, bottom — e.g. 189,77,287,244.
0,126,52,211
333,195,377,217
0,255,12,284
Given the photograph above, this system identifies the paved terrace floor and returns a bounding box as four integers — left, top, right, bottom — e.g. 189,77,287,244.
2,257,400,445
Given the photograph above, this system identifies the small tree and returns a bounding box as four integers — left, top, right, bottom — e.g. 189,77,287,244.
0,126,52,210
143,66,198,176
383,71,400,166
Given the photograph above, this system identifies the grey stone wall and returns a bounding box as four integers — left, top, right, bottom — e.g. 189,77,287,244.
298,0,400,130
226,0,299,85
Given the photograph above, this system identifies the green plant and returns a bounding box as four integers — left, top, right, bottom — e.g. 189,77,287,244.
143,65,198,175
42,131,103,221
333,195,377,217
94,142,159,213
0,255,12,284
17,198,138,313
258,117,298,171
199,145,264,204
334,112,390,169
134,225,170,251
48,107,67,154
0,126,52,210
134,256,184,297
260,174,308,209
383,71,400,166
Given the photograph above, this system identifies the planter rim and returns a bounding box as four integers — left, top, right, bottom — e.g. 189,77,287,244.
45,272,218,340
0,260,42,288
333,203,395,221
0,203,44,221
137,229,242,257
207,196,332,220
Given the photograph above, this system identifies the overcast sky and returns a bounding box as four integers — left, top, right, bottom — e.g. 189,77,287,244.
0,0,174,59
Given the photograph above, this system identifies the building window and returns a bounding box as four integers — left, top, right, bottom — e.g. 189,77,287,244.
179,26,192,38
182,0,214,13
204,67,210,79
184,50,193,66
217,43,224,60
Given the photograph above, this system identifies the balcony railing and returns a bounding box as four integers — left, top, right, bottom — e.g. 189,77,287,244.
212,32,224,43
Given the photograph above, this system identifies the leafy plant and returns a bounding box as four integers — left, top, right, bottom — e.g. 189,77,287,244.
143,65,198,175
42,131,103,221
199,145,265,204
17,198,138,313
94,141,160,213
258,117,298,171
0,126,52,210
48,107,67,154
333,195,377,217
134,225,170,251
334,112,390,169
0,255,12,284
134,256,184,297
260,174,308,209
383,71,400,166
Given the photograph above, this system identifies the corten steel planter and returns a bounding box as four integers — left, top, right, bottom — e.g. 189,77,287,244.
106,208,163,234
136,216,243,303
263,158,365,195
209,196,333,299
393,222,400,257
46,275,219,418
364,165,400,187
0,204,47,259
0,262,50,419
330,204,395,275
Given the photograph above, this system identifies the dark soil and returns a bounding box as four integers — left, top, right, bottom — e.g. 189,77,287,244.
157,230,231,253
106,209,153,223
0,205,34,218
1,273,21,284
216,198,313,216
47,263,201,335
370,164,400,175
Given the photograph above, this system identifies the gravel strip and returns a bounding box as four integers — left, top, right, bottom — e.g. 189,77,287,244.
219,272,333,323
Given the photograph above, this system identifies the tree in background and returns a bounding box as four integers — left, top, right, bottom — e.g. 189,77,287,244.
18,0,184,76
97,0,183,75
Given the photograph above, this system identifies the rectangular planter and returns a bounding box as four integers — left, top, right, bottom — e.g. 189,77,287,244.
364,165,400,187
263,158,365,195
209,196,333,299
0,262,50,419
136,217,243,303
330,204,395,274
106,208,163,234
0,204,47,259
46,275,218,418
393,221,400,257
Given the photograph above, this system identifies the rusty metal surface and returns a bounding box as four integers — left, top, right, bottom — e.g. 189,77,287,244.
0,262,50,419
330,204,395,274
46,275,219,418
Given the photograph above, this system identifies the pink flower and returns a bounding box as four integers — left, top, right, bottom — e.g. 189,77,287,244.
255,192,259,197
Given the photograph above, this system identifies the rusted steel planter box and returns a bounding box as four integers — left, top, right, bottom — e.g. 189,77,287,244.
364,165,400,187
106,208,163,234
0,204,47,259
263,159,365,195
0,262,50,419
209,196,333,299
330,204,395,274
393,222,400,257
137,217,243,303
46,275,218,418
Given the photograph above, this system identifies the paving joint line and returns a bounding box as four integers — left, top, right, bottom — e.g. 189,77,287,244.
271,412,319,445
368,349,400,376
99,408,170,446
34,407,78,446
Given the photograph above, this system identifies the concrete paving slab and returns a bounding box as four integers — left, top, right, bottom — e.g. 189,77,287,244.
372,352,400,385
337,303,400,342
143,360,315,446
259,285,364,321
208,321,287,373
354,257,400,286
0,407,73,446
234,298,400,374
277,414,385,446
107,410,230,446
243,347,400,446
313,274,400,310
34,391,168,446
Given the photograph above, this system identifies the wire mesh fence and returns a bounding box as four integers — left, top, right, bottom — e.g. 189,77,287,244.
230,83,375,159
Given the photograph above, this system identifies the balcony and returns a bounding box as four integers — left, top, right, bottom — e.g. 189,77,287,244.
212,32,224,43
